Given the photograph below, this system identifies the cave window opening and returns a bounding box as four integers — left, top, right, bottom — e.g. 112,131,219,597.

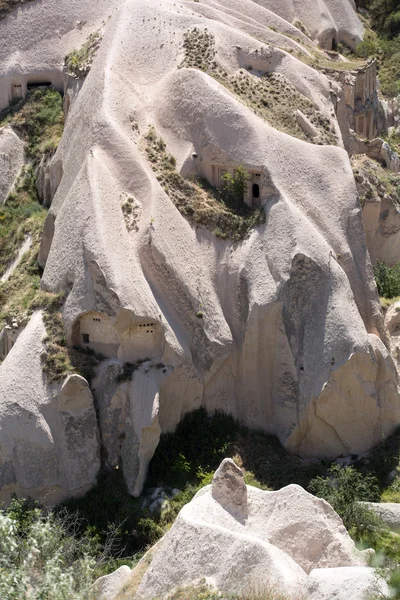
252,183,260,199
82,333,90,344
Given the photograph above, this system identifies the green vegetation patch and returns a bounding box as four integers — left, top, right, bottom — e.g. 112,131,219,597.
143,128,265,241
0,166,45,288
0,0,35,20
0,89,94,384
180,28,337,145
0,88,64,161
10,410,400,596
374,260,400,299
0,495,131,599
65,32,102,79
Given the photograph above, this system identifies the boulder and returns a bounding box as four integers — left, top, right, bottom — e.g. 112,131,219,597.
134,459,370,600
306,566,389,600
361,502,400,533
93,566,132,600
295,109,319,138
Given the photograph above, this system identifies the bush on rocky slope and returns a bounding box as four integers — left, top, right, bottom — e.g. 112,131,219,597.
0,88,64,160
0,497,99,600
142,128,265,241
374,261,400,298
64,32,102,79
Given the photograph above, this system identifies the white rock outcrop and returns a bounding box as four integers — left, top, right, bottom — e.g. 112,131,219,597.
306,566,389,600
0,0,398,499
105,459,379,600
0,125,25,204
93,566,132,600
0,311,101,504
361,502,400,533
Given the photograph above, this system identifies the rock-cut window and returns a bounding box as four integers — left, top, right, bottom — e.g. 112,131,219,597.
252,183,260,199
82,333,90,344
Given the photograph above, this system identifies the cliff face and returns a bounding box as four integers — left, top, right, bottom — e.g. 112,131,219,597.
1,0,399,501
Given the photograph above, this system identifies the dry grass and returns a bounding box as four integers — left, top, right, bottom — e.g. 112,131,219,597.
165,580,302,600
380,296,400,310
180,28,337,145
121,194,141,232
142,128,265,241
115,548,156,600
64,32,102,79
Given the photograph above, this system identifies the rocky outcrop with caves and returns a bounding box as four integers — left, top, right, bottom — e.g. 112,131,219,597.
0,0,400,500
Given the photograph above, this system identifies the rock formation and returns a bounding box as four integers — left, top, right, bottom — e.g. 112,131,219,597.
0,311,100,504
0,0,400,500
100,459,387,600
0,126,24,204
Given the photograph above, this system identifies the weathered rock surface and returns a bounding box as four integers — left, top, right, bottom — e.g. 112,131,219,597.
0,125,25,204
0,0,398,500
104,460,376,600
386,302,400,374
93,566,132,600
355,156,400,266
306,566,389,600
361,502,400,533
92,358,172,496
0,311,101,504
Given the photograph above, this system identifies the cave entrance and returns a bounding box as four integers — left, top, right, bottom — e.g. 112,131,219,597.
27,81,53,91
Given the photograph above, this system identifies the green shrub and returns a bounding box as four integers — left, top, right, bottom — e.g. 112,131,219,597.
356,31,380,57
0,88,64,161
373,260,400,298
0,496,106,599
221,167,251,212
308,464,382,538
143,129,265,241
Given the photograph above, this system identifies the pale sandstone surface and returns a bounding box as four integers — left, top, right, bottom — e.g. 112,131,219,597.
251,0,363,49
0,0,398,499
0,311,100,504
0,0,121,109
29,0,399,495
306,566,389,600
0,125,25,204
361,502,400,533
110,459,372,600
355,157,400,266
93,566,132,600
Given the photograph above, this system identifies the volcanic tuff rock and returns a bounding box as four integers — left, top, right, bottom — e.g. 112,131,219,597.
0,0,399,499
0,312,100,504
0,126,24,204
103,459,384,600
